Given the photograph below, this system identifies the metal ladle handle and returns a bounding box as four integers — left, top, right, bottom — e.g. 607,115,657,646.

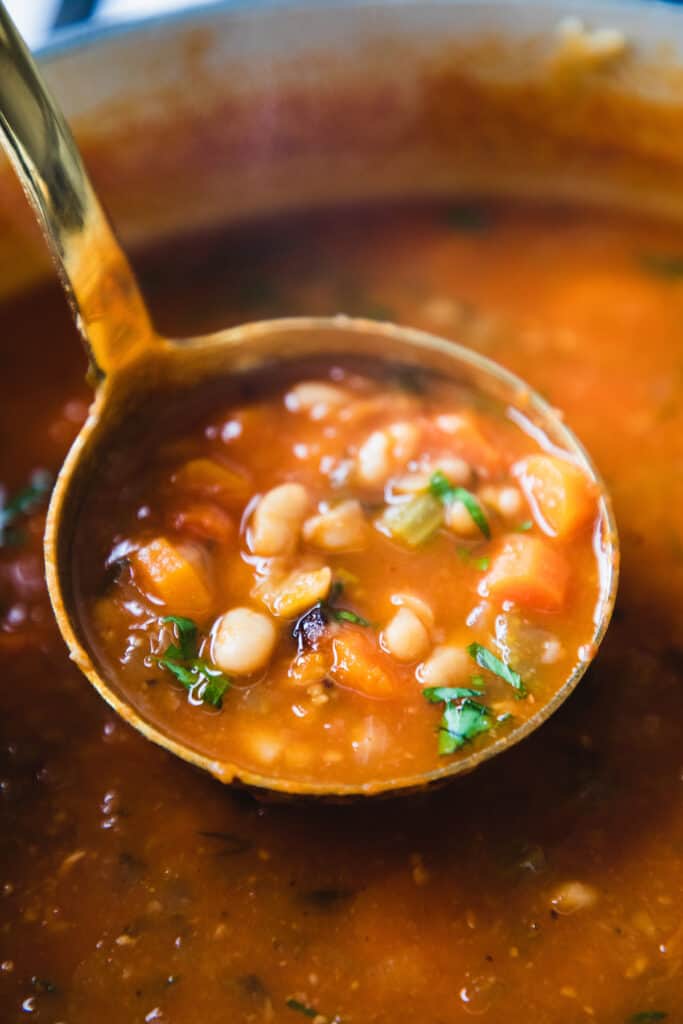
0,2,155,379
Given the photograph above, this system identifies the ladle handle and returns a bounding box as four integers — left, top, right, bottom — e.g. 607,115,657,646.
0,4,155,379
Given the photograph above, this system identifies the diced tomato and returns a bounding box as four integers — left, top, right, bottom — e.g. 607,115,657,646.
170,502,234,545
130,536,213,620
515,454,595,539
483,534,569,612
331,631,396,699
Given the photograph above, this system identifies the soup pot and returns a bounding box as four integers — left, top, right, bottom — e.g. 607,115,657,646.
2,0,683,311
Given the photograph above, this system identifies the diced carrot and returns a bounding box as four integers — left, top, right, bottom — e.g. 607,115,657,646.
331,631,396,699
433,412,503,477
130,536,213,620
483,534,569,612
172,458,250,502
515,454,595,538
170,502,234,545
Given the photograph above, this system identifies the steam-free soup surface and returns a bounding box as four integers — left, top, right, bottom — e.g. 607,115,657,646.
1,201,682,1022
75,355,605,789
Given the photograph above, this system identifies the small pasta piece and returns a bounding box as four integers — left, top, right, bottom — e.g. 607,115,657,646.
381,607,431,663
284,381,348,418
211,607,277,675
331,632,395,698
417,645,470,687
303,500,367,552
249,482,310,556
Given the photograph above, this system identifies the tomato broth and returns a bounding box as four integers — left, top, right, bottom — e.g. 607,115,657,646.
1,200,682,1023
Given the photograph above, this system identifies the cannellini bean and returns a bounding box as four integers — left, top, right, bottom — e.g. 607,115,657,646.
381,606,431,662
302,500,367,552
444,499,480,536
417,645,470,687
425,455,471,486
390,593,434,629
211,607,277,675
479,484,524,519
269,566,332,618
284,381,348,419
549,880,598,915
356,422,420,486
249,482,310,556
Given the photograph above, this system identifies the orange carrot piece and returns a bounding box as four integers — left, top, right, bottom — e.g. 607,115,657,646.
172,458,249,501
331,631,396,699
171,502,234,545
484,534,569,612
515,454,595,538
131,536,213,620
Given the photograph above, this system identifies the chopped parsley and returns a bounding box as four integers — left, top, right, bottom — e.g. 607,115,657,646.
330,608,370,626
640,252,683,279
628,1014,668,1023
423,686,493,755
286,997,342,1022
467,642,527,697
157,616,230,708
324,580,371,627
429,471,491,539
514,519,533,533
0,469,53,546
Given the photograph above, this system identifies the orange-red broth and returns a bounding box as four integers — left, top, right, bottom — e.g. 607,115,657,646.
76,362,605,786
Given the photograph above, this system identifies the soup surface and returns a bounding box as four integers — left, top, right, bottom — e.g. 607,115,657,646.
1,199,682,1022
75,356,606,788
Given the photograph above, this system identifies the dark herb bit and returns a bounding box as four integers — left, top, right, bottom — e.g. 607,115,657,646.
444,203,491,233
640,252,683,278
238,973,268,998
198,831,252,855
0,469,53,546
514,520,533,533
429,471,491,539
439,698,493,755
286,998,319,1019
467,642,527,696
31,977,57,994
628,1014,668,1023
157,618,231,708
330,608,370,627
301,887,355,910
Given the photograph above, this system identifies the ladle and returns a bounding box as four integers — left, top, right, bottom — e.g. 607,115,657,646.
0,5,618,796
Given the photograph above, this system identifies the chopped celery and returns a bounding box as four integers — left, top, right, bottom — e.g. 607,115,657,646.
378,494,443,547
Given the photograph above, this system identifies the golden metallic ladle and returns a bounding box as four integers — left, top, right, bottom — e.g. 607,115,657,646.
0,5,618,796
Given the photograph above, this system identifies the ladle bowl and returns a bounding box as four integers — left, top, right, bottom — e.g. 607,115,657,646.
0,4,619,797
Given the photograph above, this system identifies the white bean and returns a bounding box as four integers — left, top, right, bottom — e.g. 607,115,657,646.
444,499,480,536
211,607,277,675
390,593,434,629
356,421,420,486
302,500,367,552
284,381,348,419
417,645,470,687
381,607,431,662
479,484,523,519
249,482,310,556
270,565,332,618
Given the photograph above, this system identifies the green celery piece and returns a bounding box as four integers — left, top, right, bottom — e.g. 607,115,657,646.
379,493,443,547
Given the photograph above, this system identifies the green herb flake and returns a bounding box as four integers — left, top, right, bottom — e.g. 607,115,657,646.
157,618,231,708
439,698,493,755
514,520,533,533
331,608,371,627
467,642,527,696
0,469,53,546
429,471,491,539
628,1014,668,1023
423,686,486,703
